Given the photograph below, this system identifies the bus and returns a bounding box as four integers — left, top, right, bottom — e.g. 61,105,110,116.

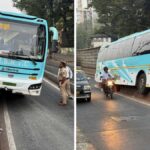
0,11,48,96
95,29,150,95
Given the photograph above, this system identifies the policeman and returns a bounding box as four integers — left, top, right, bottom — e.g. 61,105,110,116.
58,61,68,106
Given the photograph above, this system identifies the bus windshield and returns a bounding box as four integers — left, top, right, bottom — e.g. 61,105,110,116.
0,19,46,61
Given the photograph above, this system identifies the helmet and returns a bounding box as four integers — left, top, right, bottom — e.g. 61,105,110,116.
103,66,108,71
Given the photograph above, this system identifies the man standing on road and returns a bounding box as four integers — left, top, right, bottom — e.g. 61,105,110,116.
58,62,68,106
66,64,73,99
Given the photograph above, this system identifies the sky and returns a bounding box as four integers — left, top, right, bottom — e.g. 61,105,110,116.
0,0,22,13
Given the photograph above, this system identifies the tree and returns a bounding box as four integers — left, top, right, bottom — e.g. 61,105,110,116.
13,0,74,47
77,20,94,49
92,0,150,39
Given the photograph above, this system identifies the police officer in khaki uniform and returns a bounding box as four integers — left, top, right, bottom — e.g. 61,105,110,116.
58,61,68,106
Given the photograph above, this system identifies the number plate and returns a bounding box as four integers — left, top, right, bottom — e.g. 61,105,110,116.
3,82,16,86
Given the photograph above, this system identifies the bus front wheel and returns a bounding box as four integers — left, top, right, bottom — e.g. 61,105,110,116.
137,73,149,95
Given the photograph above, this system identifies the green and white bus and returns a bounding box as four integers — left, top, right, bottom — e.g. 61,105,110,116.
95,29,150,94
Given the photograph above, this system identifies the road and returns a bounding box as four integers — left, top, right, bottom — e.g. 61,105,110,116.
77,79,150,150
0,79,74,150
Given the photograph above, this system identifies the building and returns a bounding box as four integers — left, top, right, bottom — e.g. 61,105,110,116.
77,0,98,28
91,34,112,48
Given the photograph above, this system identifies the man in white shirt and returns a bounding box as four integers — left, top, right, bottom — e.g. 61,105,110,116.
101,66,113,81
101,66,114,91
66,65,73,99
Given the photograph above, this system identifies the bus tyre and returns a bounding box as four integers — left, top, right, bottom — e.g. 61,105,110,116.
137,73,149,95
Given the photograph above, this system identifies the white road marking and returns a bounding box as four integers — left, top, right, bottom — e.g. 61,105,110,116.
43,78,74,102
43,78,59,91
116,93,150,107
4,102,17,150
45,70,74,86
45,70,57,77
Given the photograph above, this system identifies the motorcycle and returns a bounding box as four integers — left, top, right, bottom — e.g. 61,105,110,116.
103,79,114,99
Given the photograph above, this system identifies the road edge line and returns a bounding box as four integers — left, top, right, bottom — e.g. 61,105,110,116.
116,93,150,107
43,78,59,91
45,70,58,77
44,71,74,86
4,102,17,150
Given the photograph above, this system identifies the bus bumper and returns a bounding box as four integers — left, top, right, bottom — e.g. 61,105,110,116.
0,78,42,96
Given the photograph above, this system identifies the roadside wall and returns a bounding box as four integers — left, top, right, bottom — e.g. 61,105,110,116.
77,47,100,76
48,53,74,64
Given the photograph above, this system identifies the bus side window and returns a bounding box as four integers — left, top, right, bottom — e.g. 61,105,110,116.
37,25,46,58
122,38,134,57
109,45,116,60
132,32,150,55
132,36,142,55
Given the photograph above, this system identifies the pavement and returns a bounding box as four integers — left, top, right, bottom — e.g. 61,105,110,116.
0,78,74,150
77,78,150,150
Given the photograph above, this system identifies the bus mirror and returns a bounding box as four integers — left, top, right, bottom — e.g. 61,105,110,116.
49,27,58,53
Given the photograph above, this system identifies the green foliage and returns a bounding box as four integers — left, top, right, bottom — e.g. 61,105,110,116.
13,0,74,47
77,21,94,49
93,0,150,39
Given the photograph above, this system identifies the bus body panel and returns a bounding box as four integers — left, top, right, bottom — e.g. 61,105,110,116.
0,12,48,96
95,29,150,90
0,57,45,95
95,54,150,87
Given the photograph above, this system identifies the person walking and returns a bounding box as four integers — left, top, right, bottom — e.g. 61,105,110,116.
58,61,68,106
66,64,73,99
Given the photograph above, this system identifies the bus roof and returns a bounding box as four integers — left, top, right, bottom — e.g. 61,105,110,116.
104,28,150,47
0,11,44,21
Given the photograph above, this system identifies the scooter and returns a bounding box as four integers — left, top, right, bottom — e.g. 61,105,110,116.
103,79,114,99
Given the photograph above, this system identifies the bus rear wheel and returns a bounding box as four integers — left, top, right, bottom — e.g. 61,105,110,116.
137,73,149,95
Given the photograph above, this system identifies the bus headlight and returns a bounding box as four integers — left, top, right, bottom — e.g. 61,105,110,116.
29,83,42,90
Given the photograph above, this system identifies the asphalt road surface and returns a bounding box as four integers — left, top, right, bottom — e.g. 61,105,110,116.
77,79,150,150
1,79,74,150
